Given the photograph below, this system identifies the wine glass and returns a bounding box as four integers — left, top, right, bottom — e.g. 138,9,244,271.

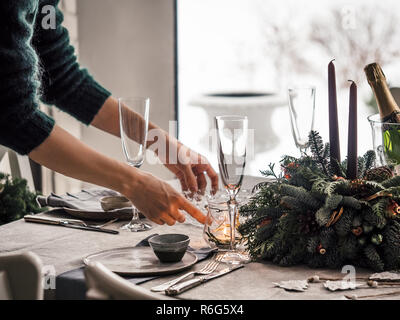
215,115,249,264
287,87,316,154
119,97,152,232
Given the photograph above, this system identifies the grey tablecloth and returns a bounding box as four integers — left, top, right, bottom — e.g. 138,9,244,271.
1,176,397,300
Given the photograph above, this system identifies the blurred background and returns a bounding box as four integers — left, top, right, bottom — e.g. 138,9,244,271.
178,0,400,177
3,0,400,194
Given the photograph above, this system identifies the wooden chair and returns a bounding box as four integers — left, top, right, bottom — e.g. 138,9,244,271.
0,146,35,191
85,262,171,300
0,251,43,300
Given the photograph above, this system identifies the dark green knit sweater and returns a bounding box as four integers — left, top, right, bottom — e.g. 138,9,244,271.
0,0,111,155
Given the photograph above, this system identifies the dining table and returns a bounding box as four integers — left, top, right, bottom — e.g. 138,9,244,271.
0,175,398,300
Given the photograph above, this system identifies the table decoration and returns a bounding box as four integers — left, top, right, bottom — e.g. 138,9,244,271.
203,191,242,249
347,80,358,180
369,271,400,281
308,271,400,284
239,130,400,271
328,60,341,170
273,270,400,294
345,291,400,300
239,61,400,272
0,172,44,225
323,280,358,291
273,280,309,292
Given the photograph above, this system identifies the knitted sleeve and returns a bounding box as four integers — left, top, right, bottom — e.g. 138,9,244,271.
33,0,111,125
0,0,55,155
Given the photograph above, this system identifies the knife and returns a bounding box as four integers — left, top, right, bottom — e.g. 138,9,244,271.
165,264,244,296
24,215,119,234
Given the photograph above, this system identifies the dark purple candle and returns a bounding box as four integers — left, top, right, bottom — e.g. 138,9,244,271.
347,80,358,180
328,60,341,166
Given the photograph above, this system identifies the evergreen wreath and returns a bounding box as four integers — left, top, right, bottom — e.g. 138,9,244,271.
239,131,400,271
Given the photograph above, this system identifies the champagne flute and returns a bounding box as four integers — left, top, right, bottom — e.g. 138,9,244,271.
215,115,249,264
119,97,152,232
287,87,316,154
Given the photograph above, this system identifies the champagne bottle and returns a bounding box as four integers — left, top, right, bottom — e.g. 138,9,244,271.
365,62,400,165
364,63,400,122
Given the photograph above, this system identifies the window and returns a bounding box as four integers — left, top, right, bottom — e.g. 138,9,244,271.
178,0,400,176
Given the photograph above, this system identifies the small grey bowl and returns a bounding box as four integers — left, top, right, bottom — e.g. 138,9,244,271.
100,196,132,211
148,234,190,263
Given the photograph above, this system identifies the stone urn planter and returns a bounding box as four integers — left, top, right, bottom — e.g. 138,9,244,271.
189,92,287,153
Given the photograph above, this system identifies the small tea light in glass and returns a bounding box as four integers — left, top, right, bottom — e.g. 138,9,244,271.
203,190,243,250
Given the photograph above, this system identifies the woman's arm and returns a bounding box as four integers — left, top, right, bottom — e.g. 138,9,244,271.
91,97,219,194
0,2,56,155
29,125,206,226
33,0,111,127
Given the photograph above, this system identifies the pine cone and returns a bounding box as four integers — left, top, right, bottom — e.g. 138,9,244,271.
364,166,393,182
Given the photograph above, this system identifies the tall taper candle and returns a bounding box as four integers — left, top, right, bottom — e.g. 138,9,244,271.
347,80,357,180
329,60,341,166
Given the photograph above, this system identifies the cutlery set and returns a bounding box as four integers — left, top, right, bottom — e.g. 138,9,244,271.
151,252,244,296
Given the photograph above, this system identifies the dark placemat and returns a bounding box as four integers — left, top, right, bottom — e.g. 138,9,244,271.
55,234,214,300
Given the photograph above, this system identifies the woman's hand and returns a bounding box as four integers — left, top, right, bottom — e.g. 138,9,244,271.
162,142,219,195
123,170,207,225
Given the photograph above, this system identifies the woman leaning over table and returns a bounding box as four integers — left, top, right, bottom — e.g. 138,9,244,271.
0,0,218,226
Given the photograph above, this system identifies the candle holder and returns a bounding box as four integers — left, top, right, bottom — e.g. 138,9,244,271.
368,113,400,175
203,190,251,250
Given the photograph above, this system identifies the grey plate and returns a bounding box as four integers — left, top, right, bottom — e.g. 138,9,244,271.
83,247,198,276
63,207,141,221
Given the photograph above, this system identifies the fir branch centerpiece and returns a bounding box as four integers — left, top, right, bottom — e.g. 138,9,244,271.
239,131,400,271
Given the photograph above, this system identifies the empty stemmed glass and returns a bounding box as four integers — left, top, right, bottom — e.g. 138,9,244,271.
119,97,152,232
287,87,316,154
215,115,249,264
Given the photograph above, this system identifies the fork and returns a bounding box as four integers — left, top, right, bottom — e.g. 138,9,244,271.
68,218,118,228
151,252,225,292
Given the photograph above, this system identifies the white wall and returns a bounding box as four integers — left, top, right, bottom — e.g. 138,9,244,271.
77,0,176,180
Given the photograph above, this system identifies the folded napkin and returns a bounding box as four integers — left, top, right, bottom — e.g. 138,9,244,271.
56,234,215,300
37,188,132,214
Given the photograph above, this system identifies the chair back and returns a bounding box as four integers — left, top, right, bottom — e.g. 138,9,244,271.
0,251,43,300
85,262,170,300
0,146,35,191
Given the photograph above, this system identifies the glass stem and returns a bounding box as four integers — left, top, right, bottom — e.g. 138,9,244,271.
227,197,237,252
131,206,140,224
